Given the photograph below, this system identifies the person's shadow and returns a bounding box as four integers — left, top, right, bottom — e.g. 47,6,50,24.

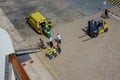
46,42,50,47
54,39,58,43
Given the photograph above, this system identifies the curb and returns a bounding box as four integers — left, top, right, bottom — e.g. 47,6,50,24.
109,10,120,17
108,11,120,21
109,13,120,20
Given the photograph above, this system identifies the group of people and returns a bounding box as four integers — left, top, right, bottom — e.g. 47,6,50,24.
49,34,61,51
39,33,62,60
47,34,62,60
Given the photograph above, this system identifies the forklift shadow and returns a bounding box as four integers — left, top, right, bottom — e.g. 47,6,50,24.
78,28,87,39
82,28,87,34
82,38,92,42
79,27,92,42
82,28,86,32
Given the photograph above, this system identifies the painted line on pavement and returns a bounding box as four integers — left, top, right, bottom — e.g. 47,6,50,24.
107,0,120,7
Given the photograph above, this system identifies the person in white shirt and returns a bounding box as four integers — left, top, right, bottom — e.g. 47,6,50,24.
49,37,53,47
57,33,61,44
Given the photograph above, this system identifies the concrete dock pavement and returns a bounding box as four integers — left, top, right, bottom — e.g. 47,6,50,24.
108,7,120,22
110,7,120,17
21,61,39,80
40,10,120,80
28,53,56,80
0,8,28,50
0,0,120,79
0,8,55,80
22,53,55,80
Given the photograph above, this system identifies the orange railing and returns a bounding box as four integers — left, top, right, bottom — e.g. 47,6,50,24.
9,54,29,80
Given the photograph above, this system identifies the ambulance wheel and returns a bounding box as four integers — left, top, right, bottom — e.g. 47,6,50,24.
104,28,108,32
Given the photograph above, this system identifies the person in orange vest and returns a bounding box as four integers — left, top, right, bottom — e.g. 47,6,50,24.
47,48,54,60
51,46,57,57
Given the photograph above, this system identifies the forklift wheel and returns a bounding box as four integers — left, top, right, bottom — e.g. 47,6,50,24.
104,28,108,32
90,32,98,38
93,33,98,38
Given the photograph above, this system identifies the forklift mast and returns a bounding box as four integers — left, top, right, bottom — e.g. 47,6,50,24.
88,21,93,33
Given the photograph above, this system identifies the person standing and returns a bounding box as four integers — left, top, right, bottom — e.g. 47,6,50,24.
52,46,57,57
49,37,53,48
39,38,46,49
105,9,109,19
57,33,61,44
47,48,54,60
56,43,61,54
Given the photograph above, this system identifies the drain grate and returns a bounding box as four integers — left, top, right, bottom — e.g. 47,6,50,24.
16,54,31,63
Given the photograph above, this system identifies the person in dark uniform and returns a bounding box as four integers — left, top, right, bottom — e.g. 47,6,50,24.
49,37,53,48
105,9,109,19
56,43,61,54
